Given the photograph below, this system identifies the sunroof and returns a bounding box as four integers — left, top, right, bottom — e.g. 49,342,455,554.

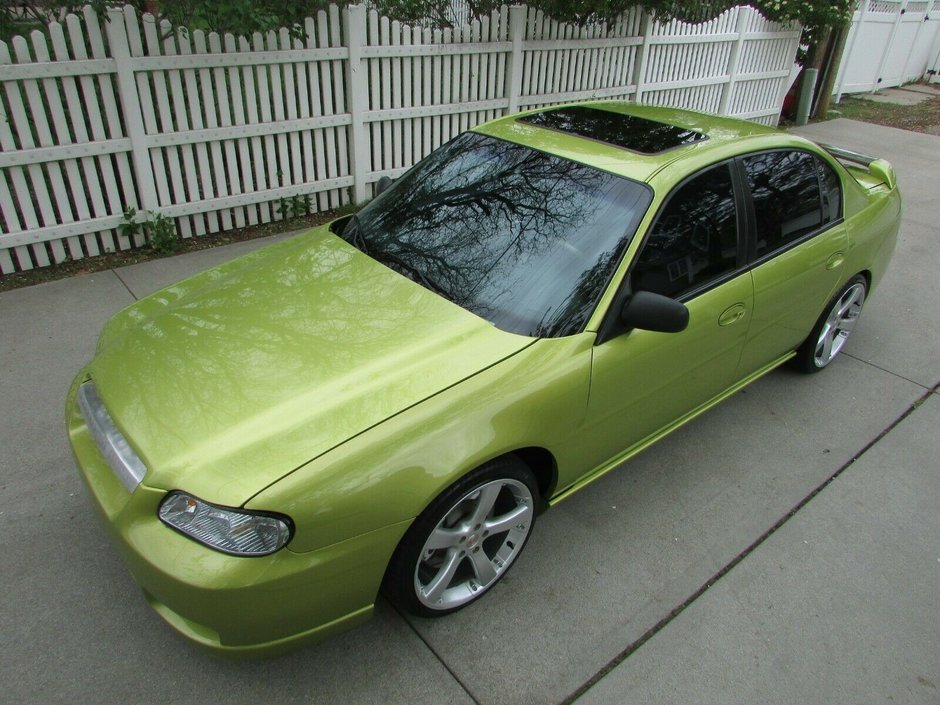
518,106,707,154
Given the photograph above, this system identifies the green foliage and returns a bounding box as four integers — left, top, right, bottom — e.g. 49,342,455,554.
369,0,466,27
1,0,852,49
275,194,314,220
119,207,143,241
1,0,853,40
0,1,334,43
148,212,179,254
331,200,361,219
154,0,333,42
120,207,179,254
370,0,854,48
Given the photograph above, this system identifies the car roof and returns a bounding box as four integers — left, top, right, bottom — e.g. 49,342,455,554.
472,102,810,185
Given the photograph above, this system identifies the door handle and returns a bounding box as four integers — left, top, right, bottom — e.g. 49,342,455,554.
826,252,845,270
718,303,746,327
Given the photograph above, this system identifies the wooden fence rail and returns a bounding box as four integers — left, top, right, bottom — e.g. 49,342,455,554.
0,3,801,274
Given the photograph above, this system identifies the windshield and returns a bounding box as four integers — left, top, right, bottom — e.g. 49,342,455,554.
342,132,652,337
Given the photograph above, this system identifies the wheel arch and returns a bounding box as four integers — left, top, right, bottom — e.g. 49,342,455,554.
382,448,551,615
405,445,559,526
510,446,558,507
794,271,868,373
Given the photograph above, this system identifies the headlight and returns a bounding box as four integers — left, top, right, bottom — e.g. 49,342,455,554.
158,491,293,556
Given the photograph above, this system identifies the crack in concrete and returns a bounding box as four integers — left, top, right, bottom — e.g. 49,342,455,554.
560,380,940,705
844,352,931,390
110,268,139,301
392,601,483,705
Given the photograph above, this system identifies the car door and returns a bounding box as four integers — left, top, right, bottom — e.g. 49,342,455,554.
734,150,848,376
578,161,755,472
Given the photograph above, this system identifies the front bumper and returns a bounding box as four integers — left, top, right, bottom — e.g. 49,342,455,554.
66,378,409,656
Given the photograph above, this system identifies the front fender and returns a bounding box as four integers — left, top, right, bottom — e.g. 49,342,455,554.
247,333,594,553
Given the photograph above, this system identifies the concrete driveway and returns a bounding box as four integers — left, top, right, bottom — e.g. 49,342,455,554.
1,119,937,705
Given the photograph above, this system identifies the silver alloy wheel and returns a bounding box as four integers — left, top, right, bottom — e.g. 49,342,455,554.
414,478,534,610
813,281,866,367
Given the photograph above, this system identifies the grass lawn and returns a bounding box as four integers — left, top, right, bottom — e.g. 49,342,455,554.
825,92,940,134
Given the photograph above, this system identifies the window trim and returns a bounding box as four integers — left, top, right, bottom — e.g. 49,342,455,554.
737,148,845,268
815,151,845,225
347,129,655,339
595,147,849,346
516,106,709,157
595,158,748,344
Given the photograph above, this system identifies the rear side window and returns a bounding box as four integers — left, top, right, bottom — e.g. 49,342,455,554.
743,151,823,257
632,163,739,300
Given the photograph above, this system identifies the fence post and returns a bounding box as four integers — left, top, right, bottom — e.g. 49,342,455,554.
345,4,370,204
873,0,909,89
106,8,159,216
929,16,940,83
504,5,526,114
719,8,748,115
835,1,866,102
900,1,928,82
633,11,654,104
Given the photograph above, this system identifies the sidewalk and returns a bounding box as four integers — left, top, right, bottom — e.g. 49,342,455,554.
852,82,940,106
0,120,937,705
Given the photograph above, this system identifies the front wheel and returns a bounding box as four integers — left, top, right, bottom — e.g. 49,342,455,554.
383,456,538,617
795,275,867,373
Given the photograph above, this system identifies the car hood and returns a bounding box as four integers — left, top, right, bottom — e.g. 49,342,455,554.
86,226,535,506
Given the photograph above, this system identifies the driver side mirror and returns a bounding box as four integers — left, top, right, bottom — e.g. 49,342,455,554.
621,291,689,333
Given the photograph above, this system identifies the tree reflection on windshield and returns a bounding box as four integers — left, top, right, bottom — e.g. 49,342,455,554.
344,132,652,337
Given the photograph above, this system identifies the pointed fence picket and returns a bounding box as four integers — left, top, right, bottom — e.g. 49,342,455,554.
0,3,800,274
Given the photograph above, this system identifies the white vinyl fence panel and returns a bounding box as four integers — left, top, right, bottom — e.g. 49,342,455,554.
929,10,940,82
0,3,801,274
834,0,940,98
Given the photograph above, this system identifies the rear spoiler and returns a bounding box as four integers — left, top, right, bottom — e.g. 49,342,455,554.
820,143,897,190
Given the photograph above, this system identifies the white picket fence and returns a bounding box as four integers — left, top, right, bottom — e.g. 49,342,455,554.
0,3,801,274
834,0,940,99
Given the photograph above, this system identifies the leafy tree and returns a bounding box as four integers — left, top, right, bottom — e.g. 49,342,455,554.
369,0,853,41
1,1,853,45
1,0,850,116
0,1,334,42
370,0,853,113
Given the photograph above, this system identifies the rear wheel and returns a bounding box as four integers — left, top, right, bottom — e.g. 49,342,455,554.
383,456,538,617
796,275,867,373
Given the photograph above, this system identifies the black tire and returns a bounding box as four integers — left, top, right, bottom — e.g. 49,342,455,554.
794,274,867,374
383,455,539,617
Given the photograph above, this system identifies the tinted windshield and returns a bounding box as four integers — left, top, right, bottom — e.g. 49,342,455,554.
343,132,652,337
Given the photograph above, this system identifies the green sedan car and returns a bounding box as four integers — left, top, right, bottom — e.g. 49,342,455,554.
67,102,900,655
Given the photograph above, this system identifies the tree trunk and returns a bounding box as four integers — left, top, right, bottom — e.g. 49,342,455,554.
813,23,851,118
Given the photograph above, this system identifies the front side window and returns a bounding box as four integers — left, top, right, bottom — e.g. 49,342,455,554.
631,163,739,300
342,132,652,337
743,151,824,257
